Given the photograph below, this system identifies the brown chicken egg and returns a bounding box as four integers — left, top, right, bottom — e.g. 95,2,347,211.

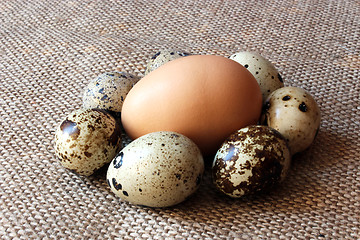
121,55,263,156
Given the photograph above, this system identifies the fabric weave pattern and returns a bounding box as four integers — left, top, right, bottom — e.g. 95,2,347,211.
0,0,359,239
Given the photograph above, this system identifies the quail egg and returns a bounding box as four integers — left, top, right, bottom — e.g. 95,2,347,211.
82,72,140,117
261,86,321,155
107,131,204,207
229,51,284,101
54,108,122,176
212,125,291,198
144,50,191,75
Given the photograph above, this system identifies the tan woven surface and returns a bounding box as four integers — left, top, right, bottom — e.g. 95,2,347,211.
1,0,359,239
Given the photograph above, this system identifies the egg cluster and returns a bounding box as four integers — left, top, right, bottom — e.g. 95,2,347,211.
54,50,320,207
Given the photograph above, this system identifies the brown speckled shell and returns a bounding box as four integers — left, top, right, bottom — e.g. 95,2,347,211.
229,52,284,102
212,125,291,198
54,109,122,176
82,72,140,114
260,86,321,155
144,50,191,75
106,131,204,208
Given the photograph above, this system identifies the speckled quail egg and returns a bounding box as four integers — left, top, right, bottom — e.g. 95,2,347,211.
144,50,191,75
107,131,204,207
54,109,122,176
82,72,140,117
212,125,291,198
229,52,284,101
261,87,321,155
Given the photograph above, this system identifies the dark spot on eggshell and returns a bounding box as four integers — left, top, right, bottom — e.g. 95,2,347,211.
170,133,180,138
87,124,95,132
84,151,92,158
57,152,70,162
151,51,161,60
299,102,308,112
215,176,237,194
103,149,108,156
175,174,181,180
244,64,249,68
93,116,102,125
282,95,291,101
60,119,80,140
112,178,122,190
101,94,109,101
113,152,124,168
122,191,129,196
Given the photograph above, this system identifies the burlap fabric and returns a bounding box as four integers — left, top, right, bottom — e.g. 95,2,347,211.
0,0,359,239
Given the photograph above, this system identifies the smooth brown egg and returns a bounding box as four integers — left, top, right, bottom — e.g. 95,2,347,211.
121,55,262,156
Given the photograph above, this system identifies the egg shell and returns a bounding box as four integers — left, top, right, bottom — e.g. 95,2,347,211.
121,55,263,156
54,109,122,176
261,86,321,155
144,50,191,75
212,125,291,198
82,72,140,115
106,131,204,208
229,52,284,102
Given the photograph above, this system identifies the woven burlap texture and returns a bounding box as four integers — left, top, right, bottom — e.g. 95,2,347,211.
0,0,359,239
